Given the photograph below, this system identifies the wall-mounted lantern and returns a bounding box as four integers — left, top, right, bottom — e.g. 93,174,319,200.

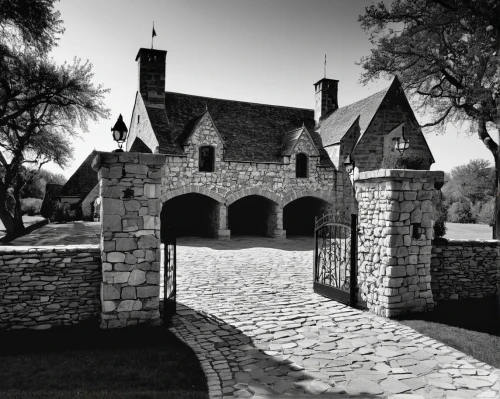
396,126,410,155
343,155,355,175
111,114,128,153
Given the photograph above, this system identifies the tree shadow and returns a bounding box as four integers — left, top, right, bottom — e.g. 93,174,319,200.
0,322,208,398
395,296,500,336
167,302,393,398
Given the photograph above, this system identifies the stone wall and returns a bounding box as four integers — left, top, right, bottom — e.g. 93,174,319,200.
0,245,100,330
355,169,444,317
431,239,499,300
92,151,166,329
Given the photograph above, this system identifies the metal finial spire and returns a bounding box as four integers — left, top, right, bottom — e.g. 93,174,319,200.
324,54,327,78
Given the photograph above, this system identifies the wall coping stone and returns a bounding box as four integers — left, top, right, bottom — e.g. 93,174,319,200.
432,238,499,246
91,151,167,171
0,245,100,254
355,169,444,181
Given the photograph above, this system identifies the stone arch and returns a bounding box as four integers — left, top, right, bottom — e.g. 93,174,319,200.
225,187,282,206
282,190,334,207
160,185,225,204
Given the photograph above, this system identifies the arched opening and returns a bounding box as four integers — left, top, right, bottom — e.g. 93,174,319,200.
296,153,308,178
228,195,278,237
284,196,330,236
161,193,220,238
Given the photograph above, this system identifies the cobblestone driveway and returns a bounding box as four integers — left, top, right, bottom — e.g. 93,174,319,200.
169,237,500,399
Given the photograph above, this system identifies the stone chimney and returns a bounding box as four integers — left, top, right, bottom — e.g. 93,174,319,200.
314,78,339,123
135,48,167,105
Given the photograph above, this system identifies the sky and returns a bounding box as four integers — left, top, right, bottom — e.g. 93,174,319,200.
48,0,499,179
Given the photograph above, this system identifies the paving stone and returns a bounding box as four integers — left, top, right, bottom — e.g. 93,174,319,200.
166,237,500,398
345,377,384,395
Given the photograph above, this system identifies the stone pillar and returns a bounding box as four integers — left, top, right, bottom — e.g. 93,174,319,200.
355,169,444,318
92,152,166,329
217,203,230,239
271,205,286,239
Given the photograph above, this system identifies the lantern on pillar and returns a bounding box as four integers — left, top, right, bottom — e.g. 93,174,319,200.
111,114,128,152
396,126,410,155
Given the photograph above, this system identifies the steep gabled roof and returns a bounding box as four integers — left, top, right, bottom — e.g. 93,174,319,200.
281,126,320,156
162,92,316,163
317,82,393,147
60,150,98,198
179,110,225,145
144,104,183,155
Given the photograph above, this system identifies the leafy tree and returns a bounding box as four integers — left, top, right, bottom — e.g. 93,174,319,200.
0,0,109,240
477,197,495,225
20,168,66,199
448,199,475,223
442,159,494,204
358,0,500,237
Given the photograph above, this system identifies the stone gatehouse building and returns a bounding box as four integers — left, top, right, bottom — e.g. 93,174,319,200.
88,47,434,239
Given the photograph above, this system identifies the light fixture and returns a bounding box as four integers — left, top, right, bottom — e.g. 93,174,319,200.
343,155,355,175
111,114,128,152
396,126,410,155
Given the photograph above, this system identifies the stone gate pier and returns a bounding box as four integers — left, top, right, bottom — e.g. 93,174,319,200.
92,152,166,328
355,169,444,317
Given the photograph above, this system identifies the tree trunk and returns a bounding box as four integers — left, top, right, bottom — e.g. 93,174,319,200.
0,189,25,241
495,148,500,239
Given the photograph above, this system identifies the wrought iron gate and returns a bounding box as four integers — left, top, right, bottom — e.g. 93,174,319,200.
163,230,176,322
313,212,357,306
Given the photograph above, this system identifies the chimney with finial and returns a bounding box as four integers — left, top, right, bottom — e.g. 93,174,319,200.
314,78,339,124
135,48,167,106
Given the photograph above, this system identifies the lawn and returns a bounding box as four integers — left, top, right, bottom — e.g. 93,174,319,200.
397,296,500,368
444,222,493,240
0,324,208,398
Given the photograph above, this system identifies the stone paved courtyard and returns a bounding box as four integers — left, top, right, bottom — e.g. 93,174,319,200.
169,236,500,399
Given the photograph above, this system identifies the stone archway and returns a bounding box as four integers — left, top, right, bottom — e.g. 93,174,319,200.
283,196,332,236
227,194,284,238
225,187,282,207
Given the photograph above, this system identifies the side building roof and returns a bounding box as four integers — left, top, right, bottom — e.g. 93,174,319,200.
60,150,98,199
317,84,391,147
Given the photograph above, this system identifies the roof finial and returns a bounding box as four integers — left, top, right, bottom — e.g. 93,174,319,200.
324,54,327,78
205,103,208,112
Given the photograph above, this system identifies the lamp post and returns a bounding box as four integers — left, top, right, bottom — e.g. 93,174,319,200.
344,155,355,197
343,155,355,175
111,114,128,152
396,126,410,156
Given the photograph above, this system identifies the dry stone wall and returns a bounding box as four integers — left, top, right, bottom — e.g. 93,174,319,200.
355,169,444,317
0,245,100,330
431,239,499,300
92,151,166,329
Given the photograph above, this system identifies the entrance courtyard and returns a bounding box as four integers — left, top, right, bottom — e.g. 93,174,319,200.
170,236,500,398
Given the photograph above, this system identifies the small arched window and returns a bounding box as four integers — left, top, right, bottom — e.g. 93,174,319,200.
296,153,308,178
199,146,215,172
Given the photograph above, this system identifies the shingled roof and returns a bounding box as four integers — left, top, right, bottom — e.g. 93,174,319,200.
317,82,392,147
162,92,317,163
60,150,98,198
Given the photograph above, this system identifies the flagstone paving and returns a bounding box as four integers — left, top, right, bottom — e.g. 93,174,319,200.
167,236,500,399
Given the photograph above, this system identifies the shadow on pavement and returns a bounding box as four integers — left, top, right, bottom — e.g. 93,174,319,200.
168,302,388,398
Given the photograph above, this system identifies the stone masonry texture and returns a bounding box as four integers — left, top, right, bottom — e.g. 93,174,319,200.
92,151,166,329
355,169,444,318
0,245,100,330
158,113,353,239
431,239,500,301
